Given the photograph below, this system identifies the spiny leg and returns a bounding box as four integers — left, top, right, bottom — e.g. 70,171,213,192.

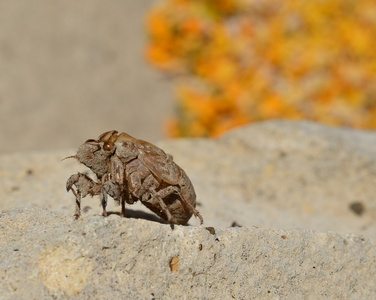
149,188,177,224
176,190,203,225
68,186,81,220
66,174,82,219
66,173,102,219
152,186,203,225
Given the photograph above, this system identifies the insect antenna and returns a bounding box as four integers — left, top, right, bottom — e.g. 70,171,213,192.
61,155,78,161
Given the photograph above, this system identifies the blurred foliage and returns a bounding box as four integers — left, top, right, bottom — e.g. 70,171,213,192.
146,0,376,137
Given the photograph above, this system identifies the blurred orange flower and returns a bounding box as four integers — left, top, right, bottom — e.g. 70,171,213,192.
146,0,376,137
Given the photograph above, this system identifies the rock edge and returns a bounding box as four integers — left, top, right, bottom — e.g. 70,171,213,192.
0,207,375,299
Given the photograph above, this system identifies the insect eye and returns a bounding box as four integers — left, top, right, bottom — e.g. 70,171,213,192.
103,142,114,151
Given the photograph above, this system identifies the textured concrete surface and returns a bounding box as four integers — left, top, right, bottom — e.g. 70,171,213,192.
1,121,376,299
0,0,173,154
158,120,376,237
1,207,375,299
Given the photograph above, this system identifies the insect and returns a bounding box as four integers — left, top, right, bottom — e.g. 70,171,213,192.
65,130,203,225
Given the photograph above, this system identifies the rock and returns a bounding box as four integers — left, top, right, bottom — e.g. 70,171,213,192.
1,120,376,298
1,207,375,299
158,120,376,237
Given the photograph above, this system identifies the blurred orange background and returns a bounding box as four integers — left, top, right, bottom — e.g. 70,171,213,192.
146,0,376,137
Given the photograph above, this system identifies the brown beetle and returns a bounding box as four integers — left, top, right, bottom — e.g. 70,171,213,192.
66,131,203,225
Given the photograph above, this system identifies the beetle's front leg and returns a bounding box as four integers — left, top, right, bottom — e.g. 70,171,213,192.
74,190,81,220
66,174,83,219
66,173,102,219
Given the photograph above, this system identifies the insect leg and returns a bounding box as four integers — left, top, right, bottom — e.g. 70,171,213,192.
68,188,81,219
148,187,177,224
110,156,130,215
66,174,81,219
102,179,129,217
111,156,124,184
176,190,203,225
129,173,175,223
74,191,81,219
101,187,108,217
153,186,203,225
120,195,126,217
66,173,102,219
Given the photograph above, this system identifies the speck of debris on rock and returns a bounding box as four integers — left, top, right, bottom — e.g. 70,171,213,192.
205,227,216,235
25,169,34,176
169,256,180,273
231,221,242,227
349,201,365,216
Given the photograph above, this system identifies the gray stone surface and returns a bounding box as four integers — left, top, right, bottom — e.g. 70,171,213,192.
1,121,376,299
0,207,375,299
159,120,376,237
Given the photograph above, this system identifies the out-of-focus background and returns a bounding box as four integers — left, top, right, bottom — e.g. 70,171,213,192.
1,0,376,154
0,0,174,154
147,0,376,137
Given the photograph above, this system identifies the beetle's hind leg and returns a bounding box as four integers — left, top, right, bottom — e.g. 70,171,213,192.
176,190,203,225
153,190,177,224
146,186,203,225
